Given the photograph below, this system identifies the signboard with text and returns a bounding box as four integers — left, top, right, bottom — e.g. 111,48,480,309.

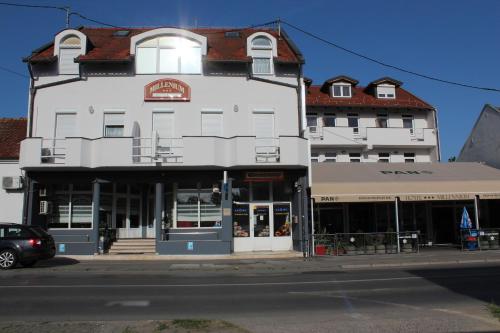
144,79,191,102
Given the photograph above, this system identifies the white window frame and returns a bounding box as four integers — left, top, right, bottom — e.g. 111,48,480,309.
323,113,336,127
49,184,93,230
324,152,337,163
250,35,274,75
103,111,125,138
152,109,175,138
201,109,224,137
402,114,415,135
136,36,202,75
310,151,319,163
349,152,361,163
331,84,352,98
377,84,396,99
378,152,391,163
404,152,416,163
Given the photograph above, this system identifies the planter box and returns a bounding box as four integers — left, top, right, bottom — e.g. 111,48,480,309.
315,245,327,255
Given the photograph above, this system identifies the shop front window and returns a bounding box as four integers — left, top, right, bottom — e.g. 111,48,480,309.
48,184,92,229
252,182,270,201
273,204,291,237
233,204,250,237
176,187,222,228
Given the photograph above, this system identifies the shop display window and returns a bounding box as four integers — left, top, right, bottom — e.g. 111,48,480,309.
233,204,250,237
273,204,291,237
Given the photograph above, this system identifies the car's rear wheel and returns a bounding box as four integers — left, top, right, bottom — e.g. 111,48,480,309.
20,260,37,268
0,249,18,270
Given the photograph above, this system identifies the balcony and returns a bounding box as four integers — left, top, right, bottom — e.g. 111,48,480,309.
20,136,308,169
307,126,437,148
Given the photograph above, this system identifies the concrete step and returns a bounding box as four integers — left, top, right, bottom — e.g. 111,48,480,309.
108,249,156,255
110,246,155,250
111,242,155,247
114,239,155,243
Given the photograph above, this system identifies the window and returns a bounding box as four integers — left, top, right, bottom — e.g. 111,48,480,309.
306,113,318,128
201,112,223,136
136,36,202,74
104,113,124,137
323,113,336,127
251,36,273,74
55,113,76,139
349,153,361,162
378,152,390,163
332,84,351,97
325,152,337,163
176,187,222,228
404,152,415,163
377,85,396,98
311,151,319,163
402,115,414,135
376,114,388,128
153,112,174,138
48,184,92,229
59,35,81,75
2,226,34,238
348,113,359,134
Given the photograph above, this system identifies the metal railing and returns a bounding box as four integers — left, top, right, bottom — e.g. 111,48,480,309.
41,138,66,164
461,228,500,251
313,231,419,256
132,136,183,164
255,137,280,163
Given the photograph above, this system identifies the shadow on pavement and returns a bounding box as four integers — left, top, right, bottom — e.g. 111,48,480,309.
29,257,80,268
406,265,500,305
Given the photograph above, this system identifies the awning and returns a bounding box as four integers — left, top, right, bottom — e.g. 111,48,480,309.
312,162,500,203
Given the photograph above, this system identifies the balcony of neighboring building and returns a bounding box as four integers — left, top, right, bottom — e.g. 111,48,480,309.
306,126,438,149
19,135,309,170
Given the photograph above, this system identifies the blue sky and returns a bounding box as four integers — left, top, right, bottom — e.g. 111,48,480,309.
0,0,499,160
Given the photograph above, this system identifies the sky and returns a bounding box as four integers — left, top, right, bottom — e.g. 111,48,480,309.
0,0,499,161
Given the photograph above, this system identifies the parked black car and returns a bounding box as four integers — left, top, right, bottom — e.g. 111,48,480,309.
0,223,56,269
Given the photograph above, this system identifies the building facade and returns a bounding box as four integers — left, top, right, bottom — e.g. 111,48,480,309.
305,76,440,164
19,27,310,255
0,118,26,224
458,104,500,169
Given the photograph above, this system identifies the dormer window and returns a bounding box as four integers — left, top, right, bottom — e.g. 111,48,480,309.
376,84,396,99
251,36,273,75
59,35,81,75
332,83,351,98
136,36,202,74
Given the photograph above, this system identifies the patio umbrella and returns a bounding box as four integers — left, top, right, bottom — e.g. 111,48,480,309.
460,207,472,229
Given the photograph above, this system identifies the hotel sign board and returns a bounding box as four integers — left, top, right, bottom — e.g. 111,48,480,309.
315,193,476,203
399,193,474,202
144,79,191,101
315,195,395,203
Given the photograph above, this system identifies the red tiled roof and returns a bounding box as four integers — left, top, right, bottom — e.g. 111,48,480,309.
307,85,433,110
0,118,27,160
27,27,302,64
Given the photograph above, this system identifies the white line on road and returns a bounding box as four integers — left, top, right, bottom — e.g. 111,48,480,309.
106,300,150,307
0,276,424,288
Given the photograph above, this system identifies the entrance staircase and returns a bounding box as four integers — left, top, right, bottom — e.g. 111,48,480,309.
108,238,156,255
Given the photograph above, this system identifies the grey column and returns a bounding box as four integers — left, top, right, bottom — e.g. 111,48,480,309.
301,176,310,257
92,181,101,255
26,180,36,226
221,177,233,248
395,197,400,253
155,183,164,251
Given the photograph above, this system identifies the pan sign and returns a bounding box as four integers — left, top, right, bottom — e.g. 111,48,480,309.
144,79,191,101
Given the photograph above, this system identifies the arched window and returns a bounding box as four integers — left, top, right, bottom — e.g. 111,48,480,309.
136,36,202,74
59,35,81,75
251,36,273,74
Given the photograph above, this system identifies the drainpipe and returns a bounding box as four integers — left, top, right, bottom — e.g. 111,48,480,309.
432,107,441,162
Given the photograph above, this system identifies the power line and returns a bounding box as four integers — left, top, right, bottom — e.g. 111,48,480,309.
69,12,121,28
0,1,66,10
281,20,500,93
0,65,29,78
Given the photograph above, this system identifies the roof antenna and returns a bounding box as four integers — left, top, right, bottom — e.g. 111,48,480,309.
277,18,281,37
64,6,71,28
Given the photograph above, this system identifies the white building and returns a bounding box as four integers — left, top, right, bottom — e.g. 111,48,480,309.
19,26,309,255
0,118,26,225
305,76,440,163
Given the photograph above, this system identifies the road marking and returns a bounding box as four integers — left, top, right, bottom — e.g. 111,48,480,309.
106,300,150,307
0,276,424,288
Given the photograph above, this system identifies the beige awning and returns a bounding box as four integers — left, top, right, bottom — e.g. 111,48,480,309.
312,162,500,203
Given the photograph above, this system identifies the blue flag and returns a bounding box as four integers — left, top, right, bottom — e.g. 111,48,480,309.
460,207,472,229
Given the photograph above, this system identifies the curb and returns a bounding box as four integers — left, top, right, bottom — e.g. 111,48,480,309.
340,258,500,269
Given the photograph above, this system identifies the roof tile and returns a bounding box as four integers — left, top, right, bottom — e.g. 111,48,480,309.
0,118,27,160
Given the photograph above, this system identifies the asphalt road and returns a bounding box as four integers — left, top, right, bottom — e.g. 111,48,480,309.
1,263,500,333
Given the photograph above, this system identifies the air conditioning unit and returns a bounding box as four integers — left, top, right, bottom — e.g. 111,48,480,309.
39,201,52,215
39,187,47,197
2,176,23,190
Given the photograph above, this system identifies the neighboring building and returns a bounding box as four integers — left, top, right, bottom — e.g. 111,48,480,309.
305,76,440,163
458,104,500,169
20,27,309,255
0,118,26,224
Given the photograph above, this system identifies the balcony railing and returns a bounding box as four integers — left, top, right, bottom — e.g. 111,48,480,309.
20,136,307,169
41,139,66,164
255,137,280,163
132,135,183,164
307,126,436,147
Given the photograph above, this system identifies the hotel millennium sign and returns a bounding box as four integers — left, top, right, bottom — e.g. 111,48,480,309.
144,79,191,101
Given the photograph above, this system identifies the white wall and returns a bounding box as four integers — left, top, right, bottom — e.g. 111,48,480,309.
0,161,24,224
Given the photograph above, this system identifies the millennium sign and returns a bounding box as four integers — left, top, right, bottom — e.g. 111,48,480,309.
144,79,191,101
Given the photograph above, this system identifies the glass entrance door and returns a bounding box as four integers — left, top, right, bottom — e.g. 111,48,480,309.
115,185,142,239
252,204,272,250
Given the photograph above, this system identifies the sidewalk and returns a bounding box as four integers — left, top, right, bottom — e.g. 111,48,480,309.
33,247,500,274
